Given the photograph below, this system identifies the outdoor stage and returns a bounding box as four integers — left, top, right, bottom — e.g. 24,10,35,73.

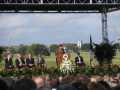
0,0,120,13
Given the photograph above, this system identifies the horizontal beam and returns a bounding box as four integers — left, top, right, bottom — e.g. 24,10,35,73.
0,11,100,13
0,4,120,12
0,0,120,4
108,7,120,12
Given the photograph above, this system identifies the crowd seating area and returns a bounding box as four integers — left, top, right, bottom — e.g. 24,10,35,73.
1,74,120,90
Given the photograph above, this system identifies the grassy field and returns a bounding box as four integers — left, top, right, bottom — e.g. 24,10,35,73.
0,51,120,69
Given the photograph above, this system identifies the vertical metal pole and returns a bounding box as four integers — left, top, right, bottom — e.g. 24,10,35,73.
41,0,43,4
58,0,59,4
73,0,75,4
90,0,92,4
101,10,109,43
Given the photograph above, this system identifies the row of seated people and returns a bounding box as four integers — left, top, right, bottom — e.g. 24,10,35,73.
4,53,46,71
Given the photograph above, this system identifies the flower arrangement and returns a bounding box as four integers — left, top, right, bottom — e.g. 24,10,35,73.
59,54,74,74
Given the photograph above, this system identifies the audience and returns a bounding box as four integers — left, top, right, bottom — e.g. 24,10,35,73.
0,74,120,90
112,85,120,90
33,76,45,89
88,82,106,90
12,78,37,90
2,77,15,90
98,81,111,90
72,81,88,90
0,79,9,90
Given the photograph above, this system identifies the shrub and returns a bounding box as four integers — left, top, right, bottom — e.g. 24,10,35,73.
94,43,116,66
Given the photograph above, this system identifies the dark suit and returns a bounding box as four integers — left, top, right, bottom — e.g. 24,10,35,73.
26,58,35,68
15,58,25,69
5,58,14,69
37,57,45,65
75,56,85,66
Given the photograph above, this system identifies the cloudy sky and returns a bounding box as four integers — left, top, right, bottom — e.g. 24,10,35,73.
0,11,120,46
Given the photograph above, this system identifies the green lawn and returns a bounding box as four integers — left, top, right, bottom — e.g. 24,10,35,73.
45,51,120,68
0,51,120,69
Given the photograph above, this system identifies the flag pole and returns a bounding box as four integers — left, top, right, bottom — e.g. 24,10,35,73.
89,35,94,67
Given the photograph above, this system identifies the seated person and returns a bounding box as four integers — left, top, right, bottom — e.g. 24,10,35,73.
37,55,46,69
37,55,46,67
5,54,14,70
26,54,35,68
15,54,26,69
75,52,85,67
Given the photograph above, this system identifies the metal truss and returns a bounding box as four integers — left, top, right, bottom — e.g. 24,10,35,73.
0,0,120,4
0,10,100,13
102,11,109,43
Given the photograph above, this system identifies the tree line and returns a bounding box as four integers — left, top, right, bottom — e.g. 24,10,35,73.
0,43,120,58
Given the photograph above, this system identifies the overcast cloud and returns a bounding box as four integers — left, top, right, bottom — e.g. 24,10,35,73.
0,11,120,46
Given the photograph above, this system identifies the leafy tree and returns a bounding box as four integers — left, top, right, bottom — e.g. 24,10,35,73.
94,43,116,66
0,47,5,55
28,44,50,56
50,44,59,52
113,43,120,50
9,46,19,54
17,44,28,55
0,46,5,62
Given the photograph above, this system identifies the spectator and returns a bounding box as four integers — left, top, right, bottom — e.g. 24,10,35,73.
12,78,37,90
88,82,106,90
33,76,46,90
72,81,88,90
98,81,111,90
112,85,120,90
0,79,9,90
58,84,77,90
2,77,15,90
